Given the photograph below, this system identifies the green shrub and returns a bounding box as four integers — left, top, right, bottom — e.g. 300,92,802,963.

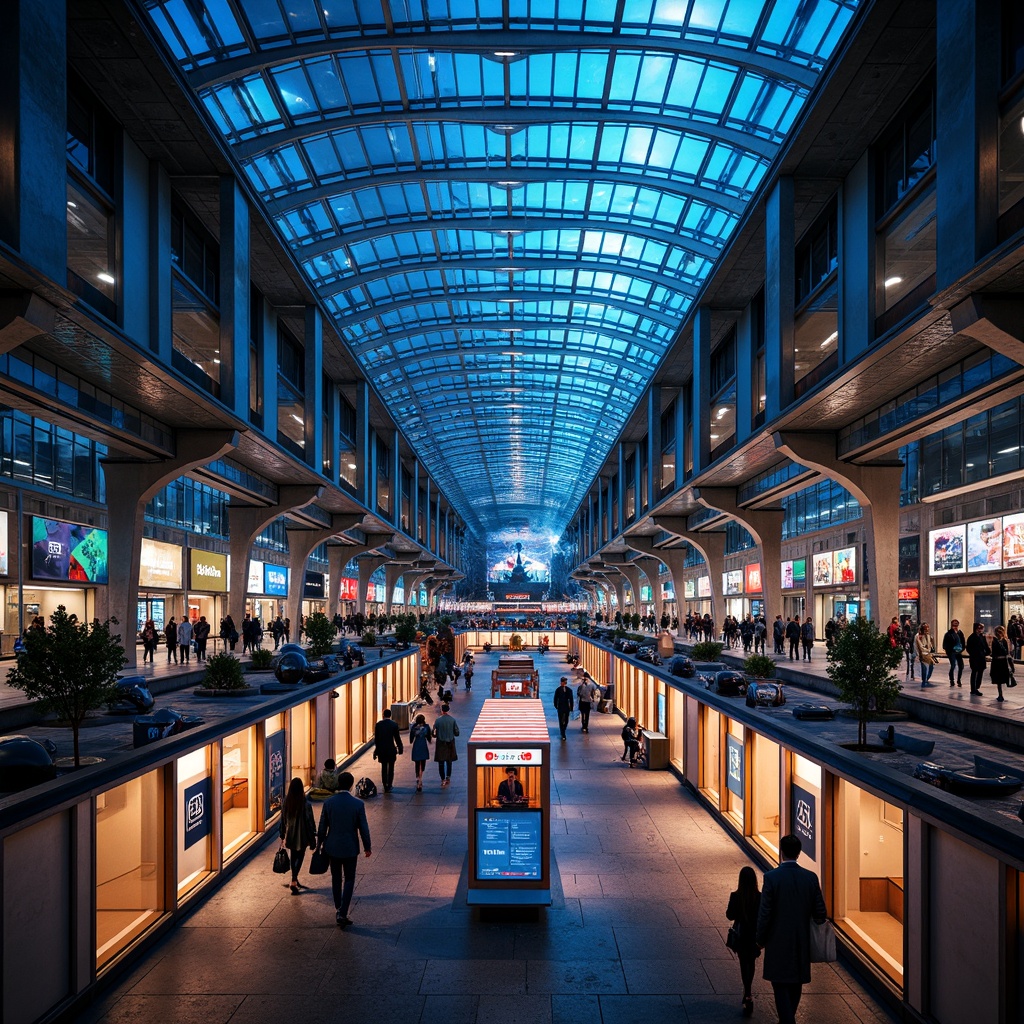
249,647,273,670
200,651,247,690
304,612,336,656
395,619,418,645
361,630,377,647
743,654,776,678
691,640,725,662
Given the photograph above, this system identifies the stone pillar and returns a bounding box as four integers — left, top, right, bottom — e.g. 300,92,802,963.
285,514,363,636
101,429,239,667
693,486,784,624
384,560,417,616
227,485,323,631
358,554,390,616
653,515,727,629
774,431,903,625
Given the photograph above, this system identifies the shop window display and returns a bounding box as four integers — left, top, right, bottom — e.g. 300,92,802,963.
724,719,744,829
222,728,256,860
95,770,164,967
834,779,905,984
701,705,721,806
176,748,213,898
751,732,780,858
291,702,314,786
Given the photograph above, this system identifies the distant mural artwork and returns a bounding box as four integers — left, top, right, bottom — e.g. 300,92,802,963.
487,528,552,584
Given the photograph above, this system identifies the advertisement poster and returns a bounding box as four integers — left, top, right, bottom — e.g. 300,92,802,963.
31,517,109,584
792,558,806,585
374,583,386,603
812,553,833,587
190,550,227,592
340,577,359,601
966,518,1003,571
247,559,264,594
792,783,817,861
781,560,795,589
698,575,711,598
476,810,542,879
684,579,696,599
640,585,652,602
183,777,212,850
929,525,967,576
264,564,288,597
833,547,856,584
139,538,182,589
1003,514,1024,569
304,571,326,599
726,733,744,799
0,509,7,575
662,580,675,599
745,562,762,593
724,570,743,595
265,730,286,819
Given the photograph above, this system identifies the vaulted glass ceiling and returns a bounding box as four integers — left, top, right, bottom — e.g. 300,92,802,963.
141,0,859,541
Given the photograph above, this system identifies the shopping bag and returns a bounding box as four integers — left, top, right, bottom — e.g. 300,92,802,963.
308,847,330,875
809,919,837,962
272,847,290,874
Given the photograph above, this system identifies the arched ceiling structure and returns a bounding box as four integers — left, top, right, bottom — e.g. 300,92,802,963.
140,0,859,542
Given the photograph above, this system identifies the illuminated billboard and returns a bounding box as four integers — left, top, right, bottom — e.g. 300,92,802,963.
31,517,108,584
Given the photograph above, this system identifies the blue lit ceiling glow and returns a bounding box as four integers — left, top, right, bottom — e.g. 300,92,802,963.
141,0,859,541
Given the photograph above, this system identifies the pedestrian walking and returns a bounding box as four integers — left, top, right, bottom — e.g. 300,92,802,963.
278,777,316,895
553,675,574,740
965,622,990,695
726,865,762,1017
176,616,193,664
941,619,966,687
915,624,936,687
220,614,238,652
755,834,828,1024
372,708,404,793
193,615,211,661
315,771,371,929
576,671,600,733
432,703,460,787
409,713,432,792
991,625,1016,702
165,617,178,664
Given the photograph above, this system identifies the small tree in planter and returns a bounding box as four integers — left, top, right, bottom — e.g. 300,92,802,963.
394,617,418,647
743,654,776,679
826,616,903,748
7,606,125,767
361,630,377,647
199,651,248,691
303,612,336,657
249,647,274,671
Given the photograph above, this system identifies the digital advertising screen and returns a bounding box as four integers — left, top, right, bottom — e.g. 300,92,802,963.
264,564,288,596
476,809,542,880
833,547,856,584
486,528,551,584
967,518,1003,571
0,509,8,575
247,559,264,594
1003,514,1024,569
31,517,108,584
139,538,182,589
723,569,743,595
684,579,696,599
781,560,795,589
698,575,711,598
745,562,762,593
812,553,833,587
929,525,966,576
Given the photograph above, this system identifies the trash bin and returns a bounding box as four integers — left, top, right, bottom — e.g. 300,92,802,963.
641,730,668,770
132,716,164,748
598,680,615,714
390,701,411,731
657,630,675,657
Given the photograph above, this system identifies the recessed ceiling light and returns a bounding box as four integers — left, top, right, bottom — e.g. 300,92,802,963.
884,276,902,288
97,272,115,285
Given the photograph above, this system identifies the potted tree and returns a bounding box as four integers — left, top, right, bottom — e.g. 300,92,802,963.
196,651,254,696
7,606,125,767
303,612,336,657
826,616,904,749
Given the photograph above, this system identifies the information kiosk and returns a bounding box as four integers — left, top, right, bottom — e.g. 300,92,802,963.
467,699,551,906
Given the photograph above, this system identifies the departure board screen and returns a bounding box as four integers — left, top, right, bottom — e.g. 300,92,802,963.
475,810,542,880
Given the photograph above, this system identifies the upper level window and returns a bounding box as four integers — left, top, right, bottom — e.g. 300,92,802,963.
794,203,838,395
277,326,304,456
709,329,736,457
876,87,937,325
171,206,219,305
660,399,675,493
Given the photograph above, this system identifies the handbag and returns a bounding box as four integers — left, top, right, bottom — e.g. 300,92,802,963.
272,847,290,874
809,919,837,962
725,924,742,953
308,847,330,875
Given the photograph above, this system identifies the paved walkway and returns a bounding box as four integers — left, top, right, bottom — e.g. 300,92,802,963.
82,656,896,1024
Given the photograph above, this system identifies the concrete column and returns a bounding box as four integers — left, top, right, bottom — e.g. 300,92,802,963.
774,431,903,625
325,542,350,618
304,306,323,470
653,515,727,628
765,177,795,418
692,306,712,474
227,485,323,630
219,175,250,418
101,429,239,666
285,514,363,634
384,560,417,616
358,555,390,616
0,0,67,281
693,486,784,624
620,540,666,624
935,0,1000,290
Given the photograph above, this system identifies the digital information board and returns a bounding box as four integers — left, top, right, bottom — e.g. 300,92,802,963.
475,810,542,880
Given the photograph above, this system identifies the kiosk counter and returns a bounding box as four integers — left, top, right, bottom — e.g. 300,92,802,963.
467,699,551,906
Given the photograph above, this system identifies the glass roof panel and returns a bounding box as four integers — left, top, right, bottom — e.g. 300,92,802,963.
141,0,860,541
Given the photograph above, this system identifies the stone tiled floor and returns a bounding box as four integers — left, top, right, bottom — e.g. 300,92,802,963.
81,655,898,1024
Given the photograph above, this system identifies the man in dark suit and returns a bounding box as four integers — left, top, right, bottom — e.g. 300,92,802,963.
497,767,524,804
372,708,404,792
552,676,574,740
316,771,371,928
755,834,828,1024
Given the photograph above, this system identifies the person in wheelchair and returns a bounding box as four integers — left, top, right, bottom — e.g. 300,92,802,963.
620,718,645,766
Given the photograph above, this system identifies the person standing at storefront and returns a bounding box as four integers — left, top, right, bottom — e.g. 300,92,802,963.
991,625,1016,702
272,615,285,649
164,616,178,664
965,622,990,695
177,616,193,665
755,834,828,1024
800,617,815,661
915,624,936,687
141,619,158,664
785,618,800,661
552,675,574,741
941,619,966,687
193,615,211,662
371,708,404,793
773,615,785,655
220,614,238,652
